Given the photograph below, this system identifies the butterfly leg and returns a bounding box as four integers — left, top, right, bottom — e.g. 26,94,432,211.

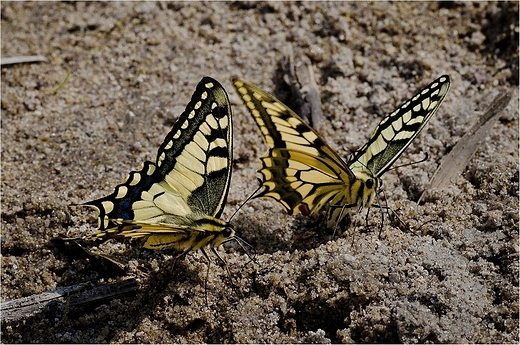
168,245,200,278
200,248,226,305
386,207,411,234
175,246,197,261
202,252,212,306
369,200,409,237
211,247,243,299
231,236,258,265
331,204,350,240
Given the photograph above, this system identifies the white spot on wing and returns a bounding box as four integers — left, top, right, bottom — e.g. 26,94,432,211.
184,141,206,161
401,110,412,123
381,127,395,141
392,117,403,131
157,152,166,167
302,131,319,143
219,115,228,129
101,201,114,213
209,138,228,150
115,186,128,199
422,98,430,110
207,156,228,173
206,114,219,129
193,131,209,150
394,130,414,140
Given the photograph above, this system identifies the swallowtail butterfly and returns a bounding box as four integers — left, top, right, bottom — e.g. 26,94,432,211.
232,75,450,227
82,77,237,256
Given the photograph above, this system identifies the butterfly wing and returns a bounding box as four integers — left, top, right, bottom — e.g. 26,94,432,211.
232,78,356,217
259,148,357,216
154,77,233,219
348,75,451,177
101,218,234,252
83,77,234,250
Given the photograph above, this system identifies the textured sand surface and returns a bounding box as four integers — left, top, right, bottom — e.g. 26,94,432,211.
1,2,518,343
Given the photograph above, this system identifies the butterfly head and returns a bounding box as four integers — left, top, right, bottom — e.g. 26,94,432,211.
219,226,236,244
353,170,381,210
199,218,236,248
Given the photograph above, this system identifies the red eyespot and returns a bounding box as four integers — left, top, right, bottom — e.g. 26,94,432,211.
299,203,310,216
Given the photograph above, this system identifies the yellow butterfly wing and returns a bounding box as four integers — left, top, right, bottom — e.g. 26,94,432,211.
82,77,235,252
232,78,361,223
349,75,451,176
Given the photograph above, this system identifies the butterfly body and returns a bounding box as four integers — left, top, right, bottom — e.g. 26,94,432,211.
82,77,235,254
233,75,450,227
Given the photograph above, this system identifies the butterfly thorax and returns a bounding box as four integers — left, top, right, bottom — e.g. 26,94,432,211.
350,169,380,209
326,169,380,227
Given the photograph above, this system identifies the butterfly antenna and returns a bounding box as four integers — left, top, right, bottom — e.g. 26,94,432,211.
228,185,263,221
386,152,429,172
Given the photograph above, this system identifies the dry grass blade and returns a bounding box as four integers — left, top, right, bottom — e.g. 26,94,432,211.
1,55,48,65
1,278,138,322
282,46,324,130
419,90,513,203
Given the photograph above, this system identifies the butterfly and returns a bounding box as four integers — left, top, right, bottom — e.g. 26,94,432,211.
81,77,237,258
232,75,450,228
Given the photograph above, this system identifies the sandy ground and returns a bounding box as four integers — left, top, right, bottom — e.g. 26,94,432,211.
1,2,518,343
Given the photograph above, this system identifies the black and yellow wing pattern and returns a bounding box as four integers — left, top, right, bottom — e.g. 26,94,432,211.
232,75,450,227
82,77,235,254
